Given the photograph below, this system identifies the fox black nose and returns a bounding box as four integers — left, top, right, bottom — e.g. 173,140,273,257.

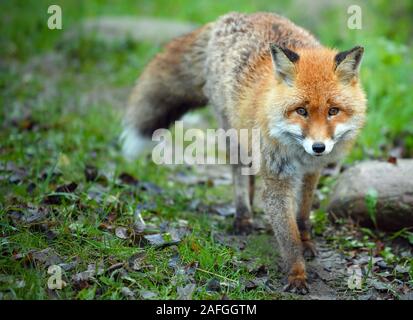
312,142,326,154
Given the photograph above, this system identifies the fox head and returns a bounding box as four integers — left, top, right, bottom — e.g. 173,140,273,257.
266,44,367,157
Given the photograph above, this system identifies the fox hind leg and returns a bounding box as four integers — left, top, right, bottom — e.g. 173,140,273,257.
232,163,254,235
213,111,254,235
249,175,255,208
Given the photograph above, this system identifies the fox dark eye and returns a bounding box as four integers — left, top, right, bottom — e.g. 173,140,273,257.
296,107,308,117
328,107,339,116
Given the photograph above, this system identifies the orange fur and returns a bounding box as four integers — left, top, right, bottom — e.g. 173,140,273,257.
236,48,366,148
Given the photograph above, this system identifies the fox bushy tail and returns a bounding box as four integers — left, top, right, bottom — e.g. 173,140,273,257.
121,24,212,160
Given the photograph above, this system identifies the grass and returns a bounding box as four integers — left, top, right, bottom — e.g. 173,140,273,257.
1,0,412,299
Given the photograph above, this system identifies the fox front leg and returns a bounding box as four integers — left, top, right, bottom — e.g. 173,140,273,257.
263,176,309,294
297,171,320,258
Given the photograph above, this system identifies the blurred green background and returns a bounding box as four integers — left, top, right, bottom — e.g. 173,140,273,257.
1,0,413,160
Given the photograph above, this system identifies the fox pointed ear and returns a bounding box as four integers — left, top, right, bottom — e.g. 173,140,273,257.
335,46,364,83
269,44,299,85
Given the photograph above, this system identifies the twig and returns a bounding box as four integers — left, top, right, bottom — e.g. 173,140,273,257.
196,267,238,284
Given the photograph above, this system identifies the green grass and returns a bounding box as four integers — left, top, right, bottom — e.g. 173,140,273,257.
1,0,412,299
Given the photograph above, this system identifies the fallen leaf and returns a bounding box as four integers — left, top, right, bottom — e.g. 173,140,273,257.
0,162,28,184
43,182,78,205
58,260,79,271
115,227,129,239
29,248,62,267
55,182,78,193
23,207,48,224
87,184,109,204
182,261,199,277
400,292,413,300
368,279,390,291
251,265,269,278
7,206,49,225
376,260,389,270
140,290,157,299
206,278,221,293
84,165,110,186
168,254,180,271
142,232,181,248
84,165,98,182
243,277,270,292
244,280,258,291
140,182,163,194
72,263,104,283
213,233,247,251
0,275,26,290
26,182,36,194
121,287,135,300
353,256,383,266
395,265,410,274
357,292,375,300
177,283,196,300
128,252,146,271
118,172,139,186
133,205,147,234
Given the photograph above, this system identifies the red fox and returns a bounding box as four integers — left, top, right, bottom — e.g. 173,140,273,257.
121,12,367,294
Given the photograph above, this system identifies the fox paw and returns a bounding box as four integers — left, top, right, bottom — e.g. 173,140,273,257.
302,240,318,259
233,217,253,235
283,276,309,295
